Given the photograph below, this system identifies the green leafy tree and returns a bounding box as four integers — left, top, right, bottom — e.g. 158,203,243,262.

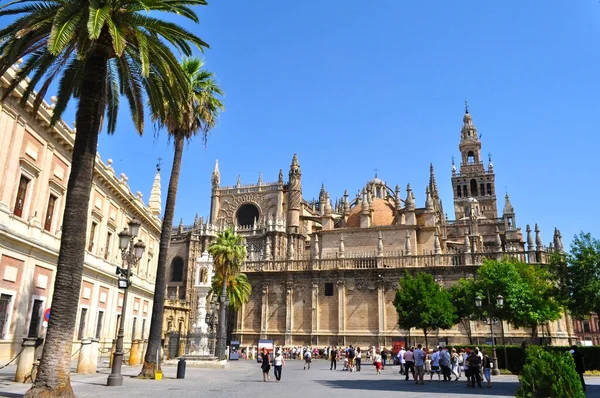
0,1,207,396
208,228,247,359
394,272,455,348
516,346,585,398
550,232,600,319
448,278,478,344
211,272,252,311
476,259,562,336
141,57,223,377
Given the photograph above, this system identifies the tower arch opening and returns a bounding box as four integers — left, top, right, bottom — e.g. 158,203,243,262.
467,151,476,164
470,179,478,196
236,203,259,226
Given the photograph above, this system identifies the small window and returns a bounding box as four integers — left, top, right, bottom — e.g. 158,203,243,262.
171,257,184,282
104,231,113,260
487,183,492,196
324,283,334,297
78,308,88,340
480,183,485,197
88,222,97,252
95,311,104,339
14,175,30,218
0,294,13,339
131,317,137,341
583,320,590,333
28,299,44,338
44,194,57,232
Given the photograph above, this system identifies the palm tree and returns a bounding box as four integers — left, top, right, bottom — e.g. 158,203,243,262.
208,228,247,359
211,272,252,311
0,1,208,396
140,57,224,377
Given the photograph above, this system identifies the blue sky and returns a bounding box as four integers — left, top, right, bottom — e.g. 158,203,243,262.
26,1,600,247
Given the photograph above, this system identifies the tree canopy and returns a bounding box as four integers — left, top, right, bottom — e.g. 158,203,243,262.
394,271,455,347
448,278,478,344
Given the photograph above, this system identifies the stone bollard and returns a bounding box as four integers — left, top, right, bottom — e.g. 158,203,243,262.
129,339,141,366
76,339,93,373
90,339,99,373
15,338,37,382
109,339,116,368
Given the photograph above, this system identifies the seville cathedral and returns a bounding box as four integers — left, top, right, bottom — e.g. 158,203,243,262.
166,107,574,350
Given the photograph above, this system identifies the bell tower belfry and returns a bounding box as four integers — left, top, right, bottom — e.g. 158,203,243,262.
451,103,498,219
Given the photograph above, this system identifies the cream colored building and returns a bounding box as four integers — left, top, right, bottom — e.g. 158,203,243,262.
0,65,163,361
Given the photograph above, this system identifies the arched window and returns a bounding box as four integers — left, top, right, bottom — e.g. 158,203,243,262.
470,179,478,196
236,203,259,226
467,151,475,164
171,257,184,282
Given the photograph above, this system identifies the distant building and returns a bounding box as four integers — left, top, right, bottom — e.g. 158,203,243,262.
0,65,162,361
573,315,600,346
170,106,575,349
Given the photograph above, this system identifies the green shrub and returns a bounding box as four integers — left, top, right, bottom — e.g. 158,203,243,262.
515,346,585,398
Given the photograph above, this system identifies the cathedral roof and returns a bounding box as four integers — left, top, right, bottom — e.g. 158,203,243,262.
345,198,395,228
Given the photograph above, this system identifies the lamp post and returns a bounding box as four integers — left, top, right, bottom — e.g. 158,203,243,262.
475,293,503,376
107,218,146,387
216,276,230,360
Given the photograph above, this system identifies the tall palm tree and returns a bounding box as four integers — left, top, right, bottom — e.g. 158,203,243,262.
140,57,224,377
211,272,252,311
0,1,208,396
208,228,247,359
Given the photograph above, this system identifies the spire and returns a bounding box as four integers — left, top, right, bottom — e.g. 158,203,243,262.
429,163,439,198
461,101,478,142
535,223,543,250
405,231,412,255
394,184,402,211
236,174,241,188
193,213,199,227
258,172,263,185
425,187,434,212
553,228,564,252
451,156,456,176
495,226,503,251
526,224,534,250
148,166,161,216
361,188,370,213
434,230,441,255
278,169,284,185
503,192,514,214
289,153,301,177
488,153,494,172
405,184,415,210
211,159,220,187
343,189,350,215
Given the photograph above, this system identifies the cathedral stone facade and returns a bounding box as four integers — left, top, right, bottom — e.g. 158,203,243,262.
168,107,574,349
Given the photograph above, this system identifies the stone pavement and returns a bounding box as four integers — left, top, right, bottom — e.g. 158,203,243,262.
1,359,599,397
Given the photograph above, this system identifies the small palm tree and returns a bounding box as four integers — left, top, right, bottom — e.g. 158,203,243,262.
208,228,247,359
141,57,224,377
211,272,252,311
0,1,208,395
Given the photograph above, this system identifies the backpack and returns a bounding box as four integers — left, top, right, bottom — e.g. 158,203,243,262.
304,351,310,360
348,349,355,359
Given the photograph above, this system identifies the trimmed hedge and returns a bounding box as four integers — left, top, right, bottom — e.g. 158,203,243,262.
447,345,600,374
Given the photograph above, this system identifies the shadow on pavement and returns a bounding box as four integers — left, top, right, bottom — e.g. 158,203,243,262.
315,379,519,396
0,393,24,398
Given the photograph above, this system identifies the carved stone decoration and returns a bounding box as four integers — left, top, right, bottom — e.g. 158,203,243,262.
220,193,275,225
345,280,356,291
286,281,294,295
261,282,269,295
355,281,365,290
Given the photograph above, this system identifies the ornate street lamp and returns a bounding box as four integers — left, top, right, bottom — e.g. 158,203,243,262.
107,219,145,387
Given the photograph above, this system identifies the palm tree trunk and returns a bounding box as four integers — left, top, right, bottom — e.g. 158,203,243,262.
26,54,107,398
140,132,185,377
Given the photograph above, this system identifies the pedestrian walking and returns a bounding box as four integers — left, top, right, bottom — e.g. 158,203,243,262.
303,349,312,370
273,350,285,381
355,347,362,372
482,349,492,388
261,348,271,382
403,347,415,381
414,344,426,385
373,350,383,375
330,346,338,370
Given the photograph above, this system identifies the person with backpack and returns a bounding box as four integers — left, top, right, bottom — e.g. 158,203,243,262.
303,349,312,370
347,345,356,372
380,348,388,370
482,349,492,388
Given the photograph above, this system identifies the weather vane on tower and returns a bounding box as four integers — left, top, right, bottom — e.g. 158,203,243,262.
156,157,163,172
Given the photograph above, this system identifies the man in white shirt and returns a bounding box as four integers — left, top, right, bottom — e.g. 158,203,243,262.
398,347,406,375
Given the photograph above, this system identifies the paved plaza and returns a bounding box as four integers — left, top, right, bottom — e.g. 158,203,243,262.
1,359,599,397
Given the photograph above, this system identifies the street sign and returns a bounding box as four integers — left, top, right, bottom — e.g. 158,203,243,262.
44,308,51,322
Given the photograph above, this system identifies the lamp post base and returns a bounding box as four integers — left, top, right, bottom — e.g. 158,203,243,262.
491,347,500,375
107,351,124,386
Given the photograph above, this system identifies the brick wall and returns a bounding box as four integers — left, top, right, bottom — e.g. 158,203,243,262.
320,228,411,257
318,290,338,332
267,289,285,333
385,289,400,333
243,288,261,332
292,287,311,333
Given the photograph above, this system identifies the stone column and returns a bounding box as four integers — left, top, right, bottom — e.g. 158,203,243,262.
311,280,319,345
15,338,37,382
260,282,269,339
285,281,293,346
76,339,94,373
90,338,99,373
129,339,141,365
377,280,386,347
337,280,345,346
